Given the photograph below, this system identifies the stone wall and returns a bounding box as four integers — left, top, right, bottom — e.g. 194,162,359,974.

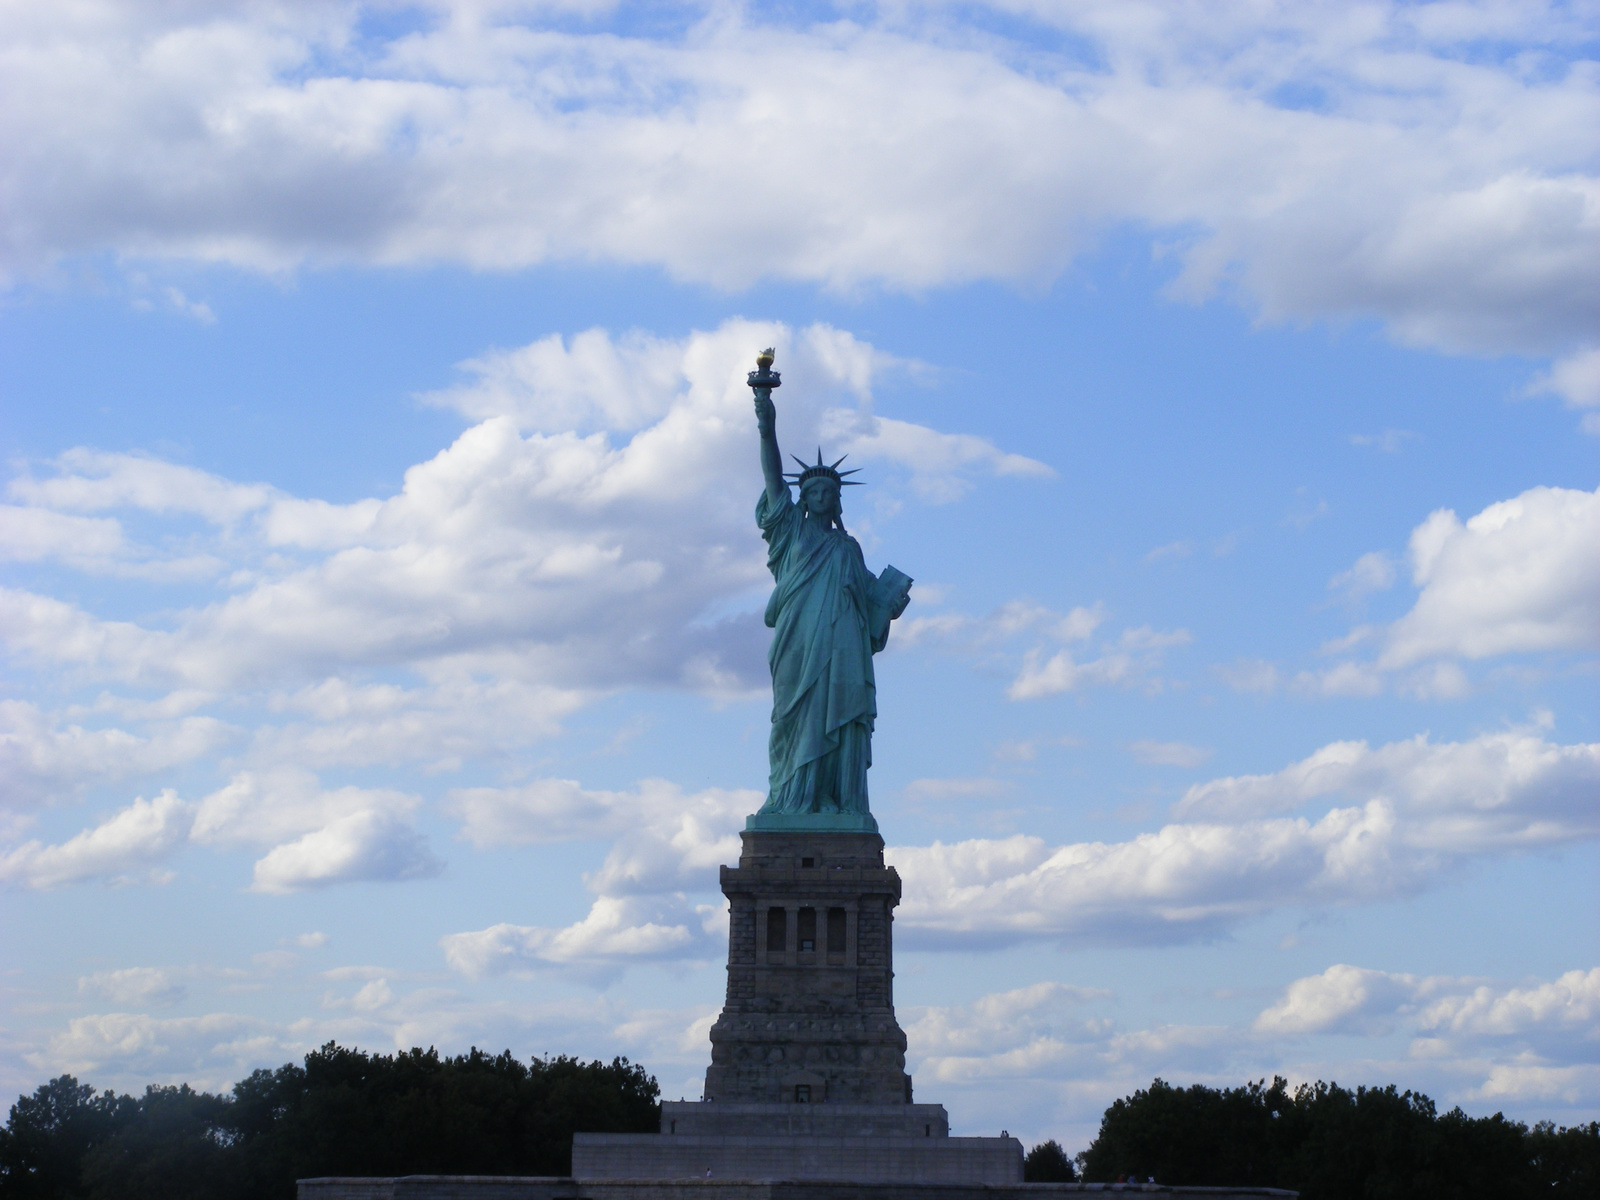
658,1101,947,1138
572,1133,1019,1184
300,1178,1298,1200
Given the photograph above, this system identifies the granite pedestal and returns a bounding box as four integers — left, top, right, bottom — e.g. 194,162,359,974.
572,830,1020,1185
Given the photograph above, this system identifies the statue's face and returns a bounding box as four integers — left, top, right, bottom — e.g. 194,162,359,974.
801,478,841,520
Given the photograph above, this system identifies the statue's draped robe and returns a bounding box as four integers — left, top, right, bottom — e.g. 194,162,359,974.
757,489,896,815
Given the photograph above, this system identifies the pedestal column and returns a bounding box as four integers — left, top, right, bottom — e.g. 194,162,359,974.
703,829,912,1105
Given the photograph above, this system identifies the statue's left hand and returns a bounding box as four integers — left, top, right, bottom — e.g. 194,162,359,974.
890,592,911,619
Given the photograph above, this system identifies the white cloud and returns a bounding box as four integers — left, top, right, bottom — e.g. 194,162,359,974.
1529,346,1600,426
15,980,717,1105
0,699,233,808
889,729,1600,946
1290,661,1386,698
191,768,421,849
78,968,187,1009
440,895,701,978
0,2,1593,370
427,327,713,435
1381,485,1600,667
1475,1063,1600,1105
1174,728,1599,823
183,767,442,892
1,321,1029,700
897,964,1600,1142
1215,659,1281,695
1128,740,1212,768
0,318,1040,899
249,810,441,894
1328,551,1397,606
1349,430,1415,453
1008,626,1189,701
906,982,1110,1068
34,1011,285,1087
0,791,192,889
1418,967,1600,1039
1256,963,1600,1090
8,449,275,523
818,411,1052,504
442,777,753,976
1254,963,1418,1035
0,506,124,562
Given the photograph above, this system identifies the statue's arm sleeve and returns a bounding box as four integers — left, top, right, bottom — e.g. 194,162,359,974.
756,488,795,538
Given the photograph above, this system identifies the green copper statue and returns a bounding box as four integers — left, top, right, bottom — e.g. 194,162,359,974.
747,349,913,832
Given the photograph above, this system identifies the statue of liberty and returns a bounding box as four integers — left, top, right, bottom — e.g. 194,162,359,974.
747,350,912,832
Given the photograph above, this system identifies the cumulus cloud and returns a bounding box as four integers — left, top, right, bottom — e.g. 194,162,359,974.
897,964,1600,1141
1254,964,1420,1035
1418,967,1600,1042
1304,485,1600,694
0,321,1033,698
888,729,1600,947
886,597,1179,699
0,792,193,889
1256,963,1600,1101
1172,728,1598,824
0,764,442,893
1008,626,1190,701
0,318,1039,897
78,968,187,1009
8,449,276,522
0,506,124,563
188,768,440,894
1529,348,1600,430
0,699,233,809
441,896,702,979
249,810,442,894
906,982,1111,1079
442,778,753,976
1381,485,1600,668
1,2,1594,373
35,1011,285,1087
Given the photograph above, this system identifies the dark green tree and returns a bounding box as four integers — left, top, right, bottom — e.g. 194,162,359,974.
1023,1138,1077,1181
1,1044,659,1200
1080,1076,1579,1200
79,1085,233,1200
1526,1120,1600,1198
0,1076,135,1200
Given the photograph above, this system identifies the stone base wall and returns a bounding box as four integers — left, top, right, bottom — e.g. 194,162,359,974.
659,1101,948,1138
572,1133,1019,1184
300,1178,1298,1200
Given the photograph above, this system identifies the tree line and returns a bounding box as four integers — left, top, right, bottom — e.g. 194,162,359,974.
1023,1076,1598,1198
5,1053,1597,1199
0,1043,658,1200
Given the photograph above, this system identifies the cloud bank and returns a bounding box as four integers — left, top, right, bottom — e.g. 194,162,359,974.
891,729,1600,947
1,1,1594,388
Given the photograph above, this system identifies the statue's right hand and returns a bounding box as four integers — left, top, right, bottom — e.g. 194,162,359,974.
754,393,776,431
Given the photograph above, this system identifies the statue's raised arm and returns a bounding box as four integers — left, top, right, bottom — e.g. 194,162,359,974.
750,348,787,506
745,349,911,833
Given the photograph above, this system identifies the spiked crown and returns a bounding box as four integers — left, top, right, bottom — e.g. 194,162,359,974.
786,448,863,489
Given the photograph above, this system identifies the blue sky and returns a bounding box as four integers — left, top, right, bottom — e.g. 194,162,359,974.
1,0,1597,1153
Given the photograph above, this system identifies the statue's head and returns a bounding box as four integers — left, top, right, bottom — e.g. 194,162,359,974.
786,449,861,529
800,475,842,522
